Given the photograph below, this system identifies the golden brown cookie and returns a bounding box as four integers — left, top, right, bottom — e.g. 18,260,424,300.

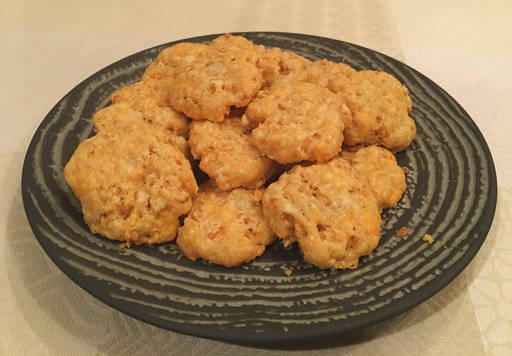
210,33,260,64
256,47,311,87
345,145,406,209
92,103,191,159
245,81,351,163
64,129,198,245
177,182,275,267
262,158,381,269
111,79,190,138
188,116,278,190
338,70,416,152
142,42,210,81
305,59,356,93
156,36,262,122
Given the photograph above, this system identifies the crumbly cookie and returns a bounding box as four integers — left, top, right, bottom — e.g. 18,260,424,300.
142,42,211,81
338,70,416,152
256,47,311,87
210,33,260,64
157,36,262,122
344,145,406,209
64,129,198,245
188,115,278,190
177,182,275,267
305,59,356,93
92,103,191,159
245,81,351,163
111,79,190,138
262,158,381,269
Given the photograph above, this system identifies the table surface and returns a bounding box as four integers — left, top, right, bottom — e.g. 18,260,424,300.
1,0,511,355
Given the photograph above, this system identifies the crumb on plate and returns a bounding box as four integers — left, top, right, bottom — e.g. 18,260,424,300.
396,226,408,236
423,233,434,244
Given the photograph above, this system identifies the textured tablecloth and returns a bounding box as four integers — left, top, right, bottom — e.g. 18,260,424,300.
1,0,511,354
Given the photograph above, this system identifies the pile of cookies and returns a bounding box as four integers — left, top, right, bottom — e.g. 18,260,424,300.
64,34,415,269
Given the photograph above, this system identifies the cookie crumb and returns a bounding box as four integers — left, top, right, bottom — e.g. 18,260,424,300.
284,269,292,276
402,166,409,174
423,234,434,244
396,226,408,236
119,242,130,249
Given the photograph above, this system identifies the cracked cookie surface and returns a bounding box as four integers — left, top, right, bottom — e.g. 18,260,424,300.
338,70,415,152
246,81,351,163
188,115,277,190
64,129,197,245
262,157,382,269
178,182,275,267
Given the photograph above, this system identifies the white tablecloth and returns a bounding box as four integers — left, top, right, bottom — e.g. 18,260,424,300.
1,0,511,354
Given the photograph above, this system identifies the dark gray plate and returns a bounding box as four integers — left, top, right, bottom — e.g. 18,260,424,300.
22,32,497,344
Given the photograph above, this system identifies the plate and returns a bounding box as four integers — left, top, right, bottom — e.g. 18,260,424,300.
22,32,497,344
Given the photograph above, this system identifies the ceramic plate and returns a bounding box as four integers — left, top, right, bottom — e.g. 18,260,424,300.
22,32,497,344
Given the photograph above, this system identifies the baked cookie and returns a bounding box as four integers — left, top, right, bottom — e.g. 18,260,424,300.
245,81,351,163
111,79,190,138
338,70,416,152
262,158,381,269
142,42,210,81
64,129,198,245
188,115,277,190
305,59,356,93
177,182,275,267
158,36,262,122
344,145,406,209
92,103,191,159
210,33,260,64
256,47,311,87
